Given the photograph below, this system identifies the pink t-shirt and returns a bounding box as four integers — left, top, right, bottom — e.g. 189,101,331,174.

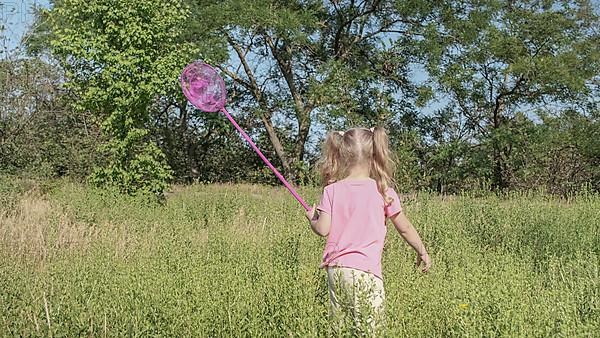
317,178,402,280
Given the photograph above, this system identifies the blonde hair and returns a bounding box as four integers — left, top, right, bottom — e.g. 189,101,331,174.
318,127,396,203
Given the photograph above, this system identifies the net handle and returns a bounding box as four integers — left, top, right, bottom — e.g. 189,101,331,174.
220,107,310,211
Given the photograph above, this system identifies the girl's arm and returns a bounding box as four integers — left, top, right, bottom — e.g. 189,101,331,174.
305,204,331,237
390,211,431,272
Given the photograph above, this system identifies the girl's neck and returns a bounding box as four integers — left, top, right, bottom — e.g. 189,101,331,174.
345,165,370,180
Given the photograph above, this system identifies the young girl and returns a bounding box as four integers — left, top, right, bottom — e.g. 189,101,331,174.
306,127,431,333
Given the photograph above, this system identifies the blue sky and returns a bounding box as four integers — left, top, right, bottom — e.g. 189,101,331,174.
0,0,49,54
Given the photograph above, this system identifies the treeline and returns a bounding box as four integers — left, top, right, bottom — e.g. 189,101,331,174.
1,0,599,196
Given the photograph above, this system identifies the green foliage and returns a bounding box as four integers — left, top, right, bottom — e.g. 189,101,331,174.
46,0,200,196
388,106,600,195
90,129,172,196
390,130,423,192
1,182,599,336
0,58,99,179
6,0,600,196
517,109,600,194
413,0,600,191
183,0,428,178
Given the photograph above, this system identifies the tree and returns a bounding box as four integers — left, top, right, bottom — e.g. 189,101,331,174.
0,53,100,178
524,108,600,195
185,0,434,180
415,0,600,191
45,0,200,195
17,0,600,195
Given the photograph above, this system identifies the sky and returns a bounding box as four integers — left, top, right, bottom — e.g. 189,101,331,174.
0,0,49,54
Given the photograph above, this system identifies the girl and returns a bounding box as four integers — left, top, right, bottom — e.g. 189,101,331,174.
306,127,431,334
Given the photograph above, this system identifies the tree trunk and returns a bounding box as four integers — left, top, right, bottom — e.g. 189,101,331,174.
178,101,198,181
260,113,293,179
224,35,296,181
263,34,312,179
491,95,506,192
492,148,505,191
293,109,310,164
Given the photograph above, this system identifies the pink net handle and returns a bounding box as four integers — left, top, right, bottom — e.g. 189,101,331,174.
220,108,310,211
180,61,309,211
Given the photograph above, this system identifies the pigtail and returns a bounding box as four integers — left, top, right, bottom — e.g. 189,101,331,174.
371,126,396,204
318,131,344,186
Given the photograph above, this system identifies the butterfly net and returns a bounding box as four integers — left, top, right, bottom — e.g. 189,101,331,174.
180,61,226,112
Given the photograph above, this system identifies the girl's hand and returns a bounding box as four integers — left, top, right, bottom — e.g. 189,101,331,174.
415,252,431,272
305,204,318,223
306,204,331,237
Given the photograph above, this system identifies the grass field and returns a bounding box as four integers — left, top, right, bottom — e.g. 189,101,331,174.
1,178,598,337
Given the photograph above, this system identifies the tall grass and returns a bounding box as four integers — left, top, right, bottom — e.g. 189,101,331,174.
1,179,598,336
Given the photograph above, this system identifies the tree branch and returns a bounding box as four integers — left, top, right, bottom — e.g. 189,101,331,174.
225,33,267,109
262,32,312,160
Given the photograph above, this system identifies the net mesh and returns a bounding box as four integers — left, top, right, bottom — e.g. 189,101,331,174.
180,61,226,112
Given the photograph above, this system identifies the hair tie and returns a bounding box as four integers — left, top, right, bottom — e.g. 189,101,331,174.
369,127,375,132
336,131,344,136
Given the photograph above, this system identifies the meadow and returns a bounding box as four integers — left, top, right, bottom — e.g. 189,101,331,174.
0,178,598,337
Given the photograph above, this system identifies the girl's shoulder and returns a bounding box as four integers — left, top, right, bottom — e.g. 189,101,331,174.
385,185,399,193
322,181,337,191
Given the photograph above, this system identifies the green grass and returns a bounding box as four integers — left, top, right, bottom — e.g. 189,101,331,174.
1,180,598,337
